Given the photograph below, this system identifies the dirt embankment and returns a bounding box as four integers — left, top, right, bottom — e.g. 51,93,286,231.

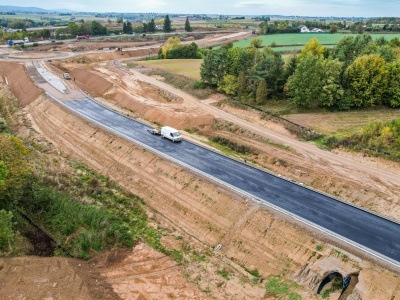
70,66,215,130
0,61,42,107
18,95,400,299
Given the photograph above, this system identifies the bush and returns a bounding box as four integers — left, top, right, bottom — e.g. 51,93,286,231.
0,209,14,251
193,81,206,89
211,136,257,155
165,42,202,59
265,276,301,300
25,183,134,259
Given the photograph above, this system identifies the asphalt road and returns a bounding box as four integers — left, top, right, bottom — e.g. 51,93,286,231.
63,98,400,267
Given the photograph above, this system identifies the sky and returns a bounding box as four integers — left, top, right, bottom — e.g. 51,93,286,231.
1,0,399,17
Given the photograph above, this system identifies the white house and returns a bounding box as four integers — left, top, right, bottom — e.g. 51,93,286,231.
299,25,309,32
311,28,324,33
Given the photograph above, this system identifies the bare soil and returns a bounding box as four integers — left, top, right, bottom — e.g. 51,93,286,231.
1,31,400,299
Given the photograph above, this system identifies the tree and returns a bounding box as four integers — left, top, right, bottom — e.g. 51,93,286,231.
79,22,91,35
54,28,65,38
218,75,239,95
286,55,323,108
345,54,388,107
0,162,7,187
184,17,192,32
90,21,107,35
330,25,338,34
331,34,373,68
282,55,297,82
148,19,156,33
250,38,263,48
200,49,228,86
299,38,327,59
226,47,250,77
256,79,268,104
385,61,400,107
251,49,285,97
377,45,395,62
160,37,181,58
268,51,286,95
164,42,200,59
123,21,133,34
320,58,345,107
237,71,248,98
142,22,148,33
67,22,80,36
116,17,123,24
163,15,171,33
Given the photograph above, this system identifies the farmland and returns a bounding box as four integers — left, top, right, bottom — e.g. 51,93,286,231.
138,59,203,80
284,108,400,136
232,33,400,49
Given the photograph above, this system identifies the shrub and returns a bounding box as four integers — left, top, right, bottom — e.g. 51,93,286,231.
193,81,206,89
0,209,14,251
265,276,301,300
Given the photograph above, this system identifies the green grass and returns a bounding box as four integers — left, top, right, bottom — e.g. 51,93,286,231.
138,59,203,80
265,276,302,300
218,268,231,280
232,33,400,48
136,66,213,99
283,108,400,136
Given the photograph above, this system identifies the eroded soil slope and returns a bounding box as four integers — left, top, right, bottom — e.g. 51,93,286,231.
17,95,400,299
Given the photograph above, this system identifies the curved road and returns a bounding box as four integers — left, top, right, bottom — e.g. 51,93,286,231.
59,97,400,268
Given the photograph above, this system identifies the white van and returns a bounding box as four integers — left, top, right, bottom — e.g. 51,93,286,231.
161,126,182,142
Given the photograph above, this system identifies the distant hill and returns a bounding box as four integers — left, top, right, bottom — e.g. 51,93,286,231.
0,5,74,13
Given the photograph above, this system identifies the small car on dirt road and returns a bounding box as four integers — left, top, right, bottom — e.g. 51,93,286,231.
147,127,161,135
62,73,71,80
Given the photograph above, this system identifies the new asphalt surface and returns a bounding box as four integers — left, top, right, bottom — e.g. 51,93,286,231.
64,98,400,267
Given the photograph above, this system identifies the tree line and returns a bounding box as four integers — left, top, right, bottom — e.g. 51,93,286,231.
200,34,400,110
258,19,400,35
128,15,192,34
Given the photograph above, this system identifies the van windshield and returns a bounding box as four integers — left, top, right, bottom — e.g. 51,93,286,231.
172,132,181,137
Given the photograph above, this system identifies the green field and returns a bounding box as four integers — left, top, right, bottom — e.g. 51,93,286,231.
233,33,400,48
2,13,72,22
1,13,113,23
138,59,203,80
284,108,400,136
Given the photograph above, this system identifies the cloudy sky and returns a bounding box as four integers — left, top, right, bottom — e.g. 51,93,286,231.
2,0,399,17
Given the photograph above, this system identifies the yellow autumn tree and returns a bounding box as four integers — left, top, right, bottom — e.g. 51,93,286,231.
160,37,181,58
299,38,327,60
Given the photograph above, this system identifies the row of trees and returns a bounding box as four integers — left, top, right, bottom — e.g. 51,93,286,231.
200,44,290,104
258,19,400,35
56,20,108,37
200,35,400,109
133,15,192,33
